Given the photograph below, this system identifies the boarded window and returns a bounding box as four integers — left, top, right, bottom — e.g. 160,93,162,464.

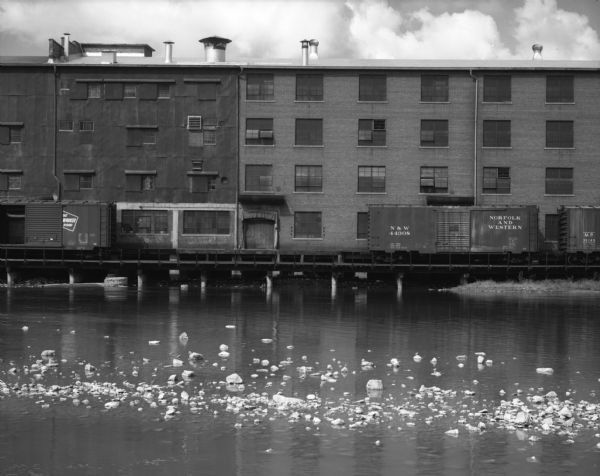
158,83,171,98
127,127,157,146
87,83,102,99
247,74,274,101
123,84,137,98
189,175,215,193
64,173,93,191
483,75,511,102
121,210,168,234
420,166,448,193
0,173,22,191
546,121,574,148
70,82,88,100
358,119,386,146
421,75,449,102
59,120,74,131
296,74,323,101
295,119,322,146
358,166,385,193
545,167,573,195
105,83,124,100
294,212,322,238
182,210,231,234
420,120,448,147
359,74,386,101
79,121,94,132
295,165,322,192
138,83,158,100
483,120,511,147
483,167,510,194
246,165,273,192
197,83,217,100
546,75,573,103
125,173,156,191
8,126,23,143
357,212,368,239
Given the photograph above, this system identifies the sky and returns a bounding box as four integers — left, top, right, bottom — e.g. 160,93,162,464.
1,0,600,60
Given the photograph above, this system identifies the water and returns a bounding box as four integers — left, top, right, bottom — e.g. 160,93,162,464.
1,283,599,475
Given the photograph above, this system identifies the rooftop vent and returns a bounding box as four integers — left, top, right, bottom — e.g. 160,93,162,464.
164,41,174,64
301,39,319,66
532,43,543,60
199,36,231,62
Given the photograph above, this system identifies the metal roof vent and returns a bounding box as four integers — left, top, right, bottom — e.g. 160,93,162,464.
199,36,231,62
301,39,309,66
164,41,174,64
532,44,543,60
309,39,319,62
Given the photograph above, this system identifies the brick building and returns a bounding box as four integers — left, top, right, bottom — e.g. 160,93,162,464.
1,36,599,255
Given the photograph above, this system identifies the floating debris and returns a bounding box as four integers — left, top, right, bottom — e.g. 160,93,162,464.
148,341,160,346
536,368,554,375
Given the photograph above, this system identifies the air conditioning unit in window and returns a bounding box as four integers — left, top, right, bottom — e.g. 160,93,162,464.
187,115,202,130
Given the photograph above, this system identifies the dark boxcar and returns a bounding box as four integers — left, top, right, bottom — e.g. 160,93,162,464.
62,203,111,250
368,206,436,253
559,206,600,252
25,203,63,247
470,206,538,253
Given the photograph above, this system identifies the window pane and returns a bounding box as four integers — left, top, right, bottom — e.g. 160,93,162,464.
246,165,273,192
247,74,274,100
294,212,322,238
295,119,323,146
420,166,448,193
183,211,231,235
421,75,449,102
295,165,322,192
124,84,136,98
483,75,511,102
87,83,102,98
359,75,386,101
296,74,323,101
545,167,573,194
358,119,386,146
546,121,573,148
246,118,274,145
420,120,448,147
483,120,511,147
546,75,573,103
358,166,385,193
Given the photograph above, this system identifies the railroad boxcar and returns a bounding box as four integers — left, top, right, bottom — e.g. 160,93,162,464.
368,205,539,254
0,201,112,250
559,206,600,253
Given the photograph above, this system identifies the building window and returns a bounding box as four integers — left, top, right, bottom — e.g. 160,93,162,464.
295,165,322,192
189,175,216,193
121,210,168,234
358,119,386,146
296,74,323,101
59,120,73,131
421,75,449,102
546,75,573,103
483,75,511,102
246,165,273,192
545,167,573,195
0,172,22,191
420,166,448,193
0,125,23,144
183,210,231,235
123,84,137,98
202,117,218,145
79,121,94,132
357,212,368,239
294,212,322,239
247,73,274,101
126,173,156,191
126,127,157,146
65,173,94,191
483,120,511,147
245,118,274,145
420,120,448,147
158,83,171,98
545,214,560,242
483,167,510,194
359,74,386,101
295,119,323,146
546,121,574,148
358,166,385,193
87,83,102,99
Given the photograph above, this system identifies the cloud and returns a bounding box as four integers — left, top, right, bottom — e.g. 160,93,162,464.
345,0,512,59
513,0,600,59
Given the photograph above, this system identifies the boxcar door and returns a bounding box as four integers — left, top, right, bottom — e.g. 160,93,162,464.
244,219,275,249
436,209,470,252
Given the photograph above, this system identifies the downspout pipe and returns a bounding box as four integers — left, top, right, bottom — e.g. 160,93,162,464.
469,69,478,206
52,64,61,201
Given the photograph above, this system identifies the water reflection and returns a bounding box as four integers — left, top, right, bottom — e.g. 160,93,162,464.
0,285,599,475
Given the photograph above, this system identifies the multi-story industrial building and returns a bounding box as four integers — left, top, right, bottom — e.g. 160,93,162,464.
1,35,599,260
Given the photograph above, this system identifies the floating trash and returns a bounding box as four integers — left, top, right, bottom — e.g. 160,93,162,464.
148,341,160,346
536,368,554,375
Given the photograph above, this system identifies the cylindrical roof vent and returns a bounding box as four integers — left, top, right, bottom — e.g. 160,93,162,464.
309,39,319,62
164,41,174,64
199,36,231,62
301,39,309,66
63,32,70,60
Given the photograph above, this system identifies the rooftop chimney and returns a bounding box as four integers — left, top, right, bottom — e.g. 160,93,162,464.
64,32,70,60
301,39,309,66
199,36,231,62
532,43,543,60
164,41,174,64
309,39,319,63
